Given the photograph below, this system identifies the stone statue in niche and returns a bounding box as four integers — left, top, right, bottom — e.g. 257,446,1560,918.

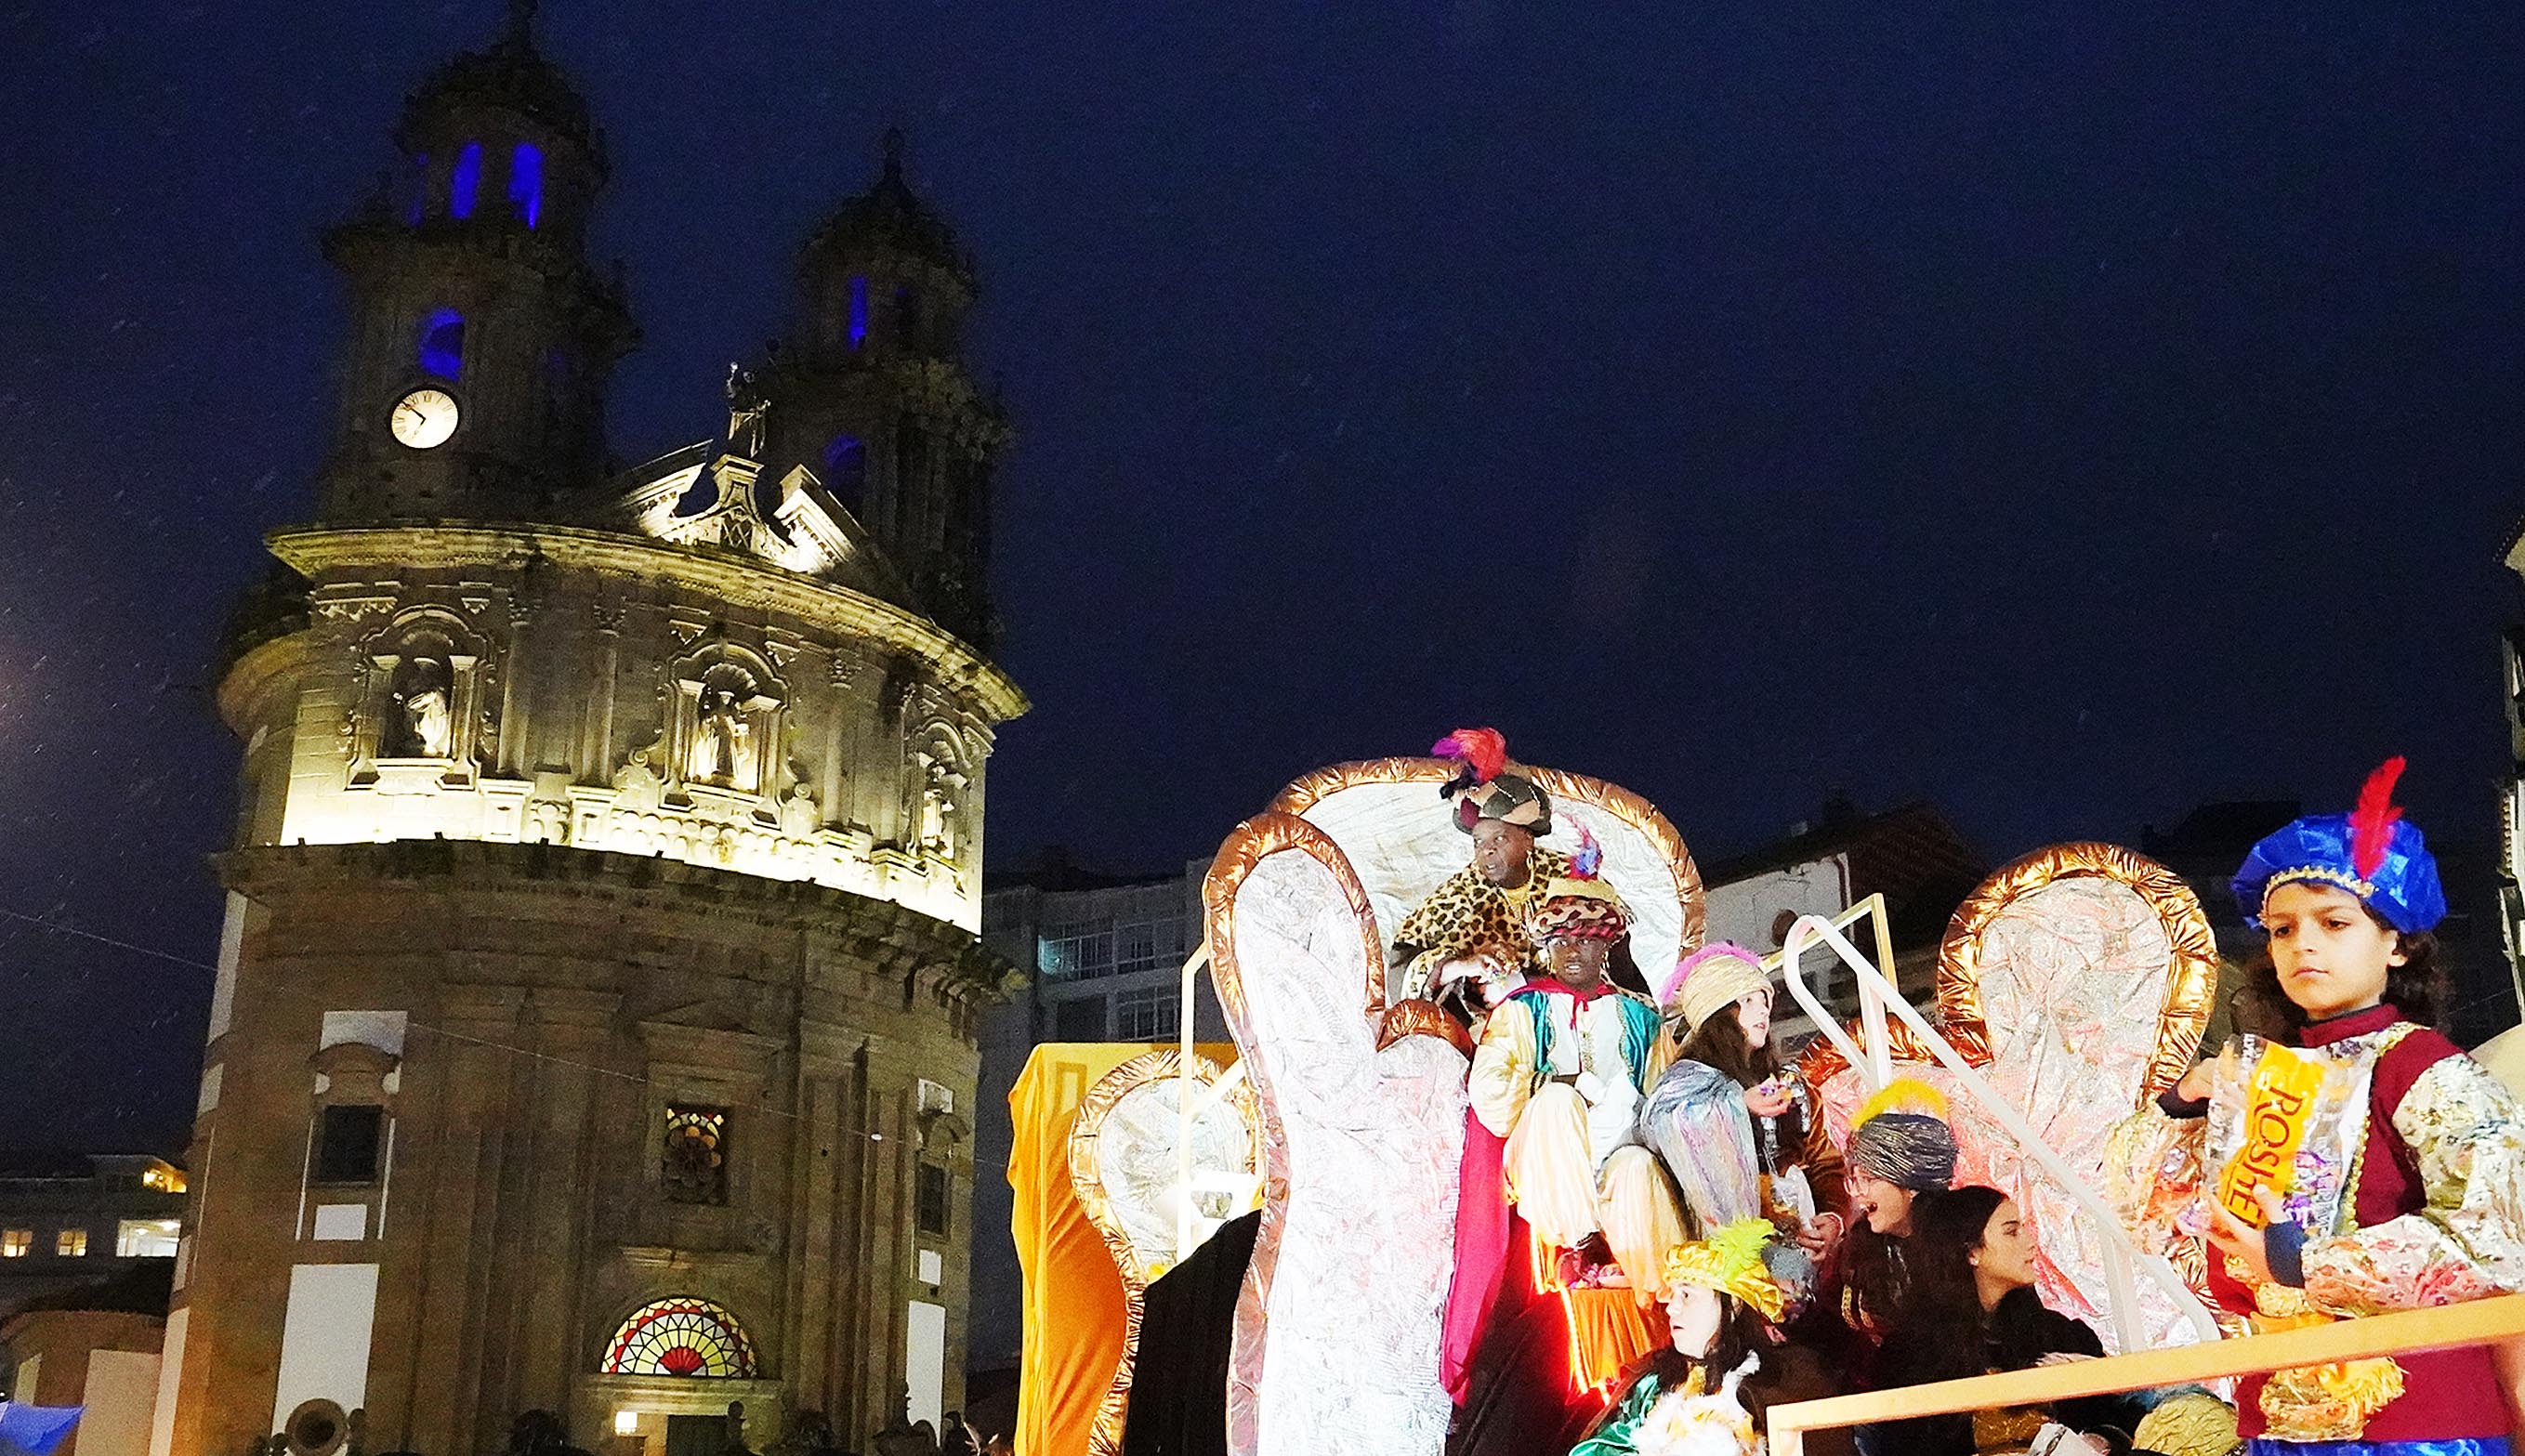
918,781,957,861
778,781,822,837
388,658,453,758
612,745,664,808
690,689,755,790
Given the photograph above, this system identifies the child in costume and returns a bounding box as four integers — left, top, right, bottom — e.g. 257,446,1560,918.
1835,1079,1961,1347
1465,831,1689,1296
1663,943,1834,1241
1443,833,1693,1423
2130,760,2525,1451
1572,1219,1787,1456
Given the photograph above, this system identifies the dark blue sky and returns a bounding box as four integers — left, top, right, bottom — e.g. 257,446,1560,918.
5,2,2521,1151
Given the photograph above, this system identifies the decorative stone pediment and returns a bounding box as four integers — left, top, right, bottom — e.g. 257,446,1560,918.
612,444,909,600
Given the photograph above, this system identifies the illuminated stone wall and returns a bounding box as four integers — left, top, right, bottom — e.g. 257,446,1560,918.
219,520,1019,935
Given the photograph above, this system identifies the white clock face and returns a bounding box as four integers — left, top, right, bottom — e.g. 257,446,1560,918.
389,387,460,450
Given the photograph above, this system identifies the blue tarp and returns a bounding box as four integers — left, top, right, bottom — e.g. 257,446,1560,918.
0,1401,85,1456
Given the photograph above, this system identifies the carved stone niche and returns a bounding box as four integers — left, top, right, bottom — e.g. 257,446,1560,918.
664,644,786,804
349,610,489,791
907,724,971,873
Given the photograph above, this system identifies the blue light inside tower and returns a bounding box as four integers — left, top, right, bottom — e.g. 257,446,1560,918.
848,276,869,349
419,308,466,379
822,434,867,499
507,142,544,229
452,142,482,219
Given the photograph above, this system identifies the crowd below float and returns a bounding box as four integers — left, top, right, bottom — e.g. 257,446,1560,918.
1296,731,2525,1456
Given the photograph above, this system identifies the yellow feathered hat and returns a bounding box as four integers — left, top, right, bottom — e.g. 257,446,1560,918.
1661,1217,1787,1323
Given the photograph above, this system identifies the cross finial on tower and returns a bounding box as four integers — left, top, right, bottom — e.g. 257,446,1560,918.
881,126,906,185
503,0,539,46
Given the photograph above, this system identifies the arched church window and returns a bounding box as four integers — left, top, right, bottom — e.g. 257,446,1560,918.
848,275,869,350
418,309,465,381
451,141,482,219
506,141,544,229
821,434,866,505
602,1298,756,1378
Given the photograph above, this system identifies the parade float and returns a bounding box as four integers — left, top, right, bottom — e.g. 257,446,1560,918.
1008,740,2234,1456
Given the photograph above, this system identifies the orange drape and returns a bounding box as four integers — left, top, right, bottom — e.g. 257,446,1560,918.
1009,1042,1241,1456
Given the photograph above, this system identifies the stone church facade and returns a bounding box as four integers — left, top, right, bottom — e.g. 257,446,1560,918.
157,9,1024,1456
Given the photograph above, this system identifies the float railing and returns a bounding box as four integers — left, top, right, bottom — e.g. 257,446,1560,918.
1766,1292,2525,1456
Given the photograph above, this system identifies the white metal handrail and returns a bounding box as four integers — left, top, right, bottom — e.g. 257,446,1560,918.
1775,906,2220,1348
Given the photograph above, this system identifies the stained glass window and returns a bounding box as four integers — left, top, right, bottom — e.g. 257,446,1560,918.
601,1297,756,1378
663,1105,729,1204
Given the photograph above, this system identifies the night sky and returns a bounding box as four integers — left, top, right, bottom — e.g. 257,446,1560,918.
5,3,2521,1154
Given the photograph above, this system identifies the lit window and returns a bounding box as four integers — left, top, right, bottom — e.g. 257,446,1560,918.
451,141,482,219
314,1104,386,1184
56,1228,88,1257
602,1297,756,1377
115,1219,179,1258
1114,987,1179,1041
507,142,544,228
915,1163,951,1237
418,308,465,380
848,276,869,349
663,1105,729,1205
2,1228,29,1258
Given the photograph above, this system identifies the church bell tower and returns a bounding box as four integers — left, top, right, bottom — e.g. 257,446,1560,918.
736,129,1006,649
319,0,636,520
168,9,1025,1456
